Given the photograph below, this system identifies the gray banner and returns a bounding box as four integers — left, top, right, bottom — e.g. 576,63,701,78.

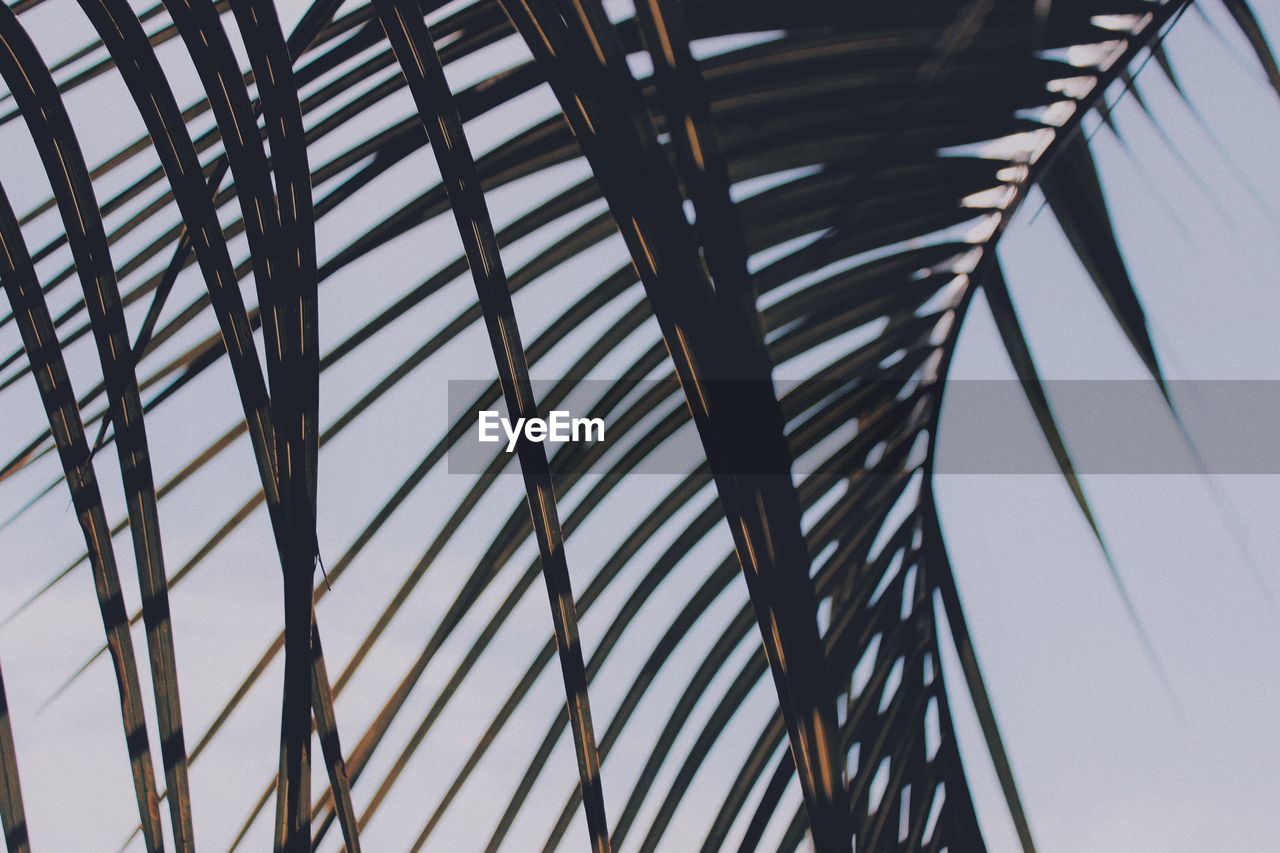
444,379,1280,475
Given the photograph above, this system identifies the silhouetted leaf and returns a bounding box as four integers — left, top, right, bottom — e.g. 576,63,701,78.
1220,0,1280,97
1040,130,1168,395
0,0,1274,849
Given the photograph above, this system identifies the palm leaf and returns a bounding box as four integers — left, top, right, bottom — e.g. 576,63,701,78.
373,1,609,847
0,171,163,850
0,657,25,853
0,0,1272,849
0,10,184,846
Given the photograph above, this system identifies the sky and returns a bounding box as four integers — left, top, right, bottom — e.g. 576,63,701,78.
0,1,1278,851
937,3,1280,850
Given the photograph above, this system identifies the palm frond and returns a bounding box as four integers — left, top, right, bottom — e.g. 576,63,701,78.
0,0,1274,849
0,658,26,852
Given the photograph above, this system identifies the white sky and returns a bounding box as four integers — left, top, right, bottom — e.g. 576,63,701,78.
940,4,1280,850
0,1,1277,850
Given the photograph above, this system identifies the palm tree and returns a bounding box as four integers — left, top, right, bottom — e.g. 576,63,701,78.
0,0,1274,848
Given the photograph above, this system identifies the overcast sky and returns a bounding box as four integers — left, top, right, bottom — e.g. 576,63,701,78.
0,1,1278,850
939,3,1280,850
